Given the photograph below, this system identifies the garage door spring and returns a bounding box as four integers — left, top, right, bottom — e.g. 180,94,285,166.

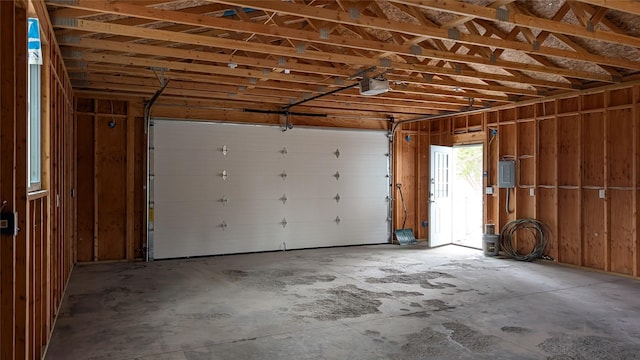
500,218,550,262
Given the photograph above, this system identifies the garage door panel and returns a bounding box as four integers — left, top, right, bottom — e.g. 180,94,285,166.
155,122,281,152
337,177,388,195
277,222,340,248
154,175,220,202
336,198,389,219
152,120,389,259
154,224,286,259
155,149,284,176
215,177,286,199
155,200,287,228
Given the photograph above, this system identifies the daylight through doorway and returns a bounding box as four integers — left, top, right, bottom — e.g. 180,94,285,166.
452,144,483,249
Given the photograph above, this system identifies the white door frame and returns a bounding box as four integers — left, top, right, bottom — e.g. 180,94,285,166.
429,145,453,247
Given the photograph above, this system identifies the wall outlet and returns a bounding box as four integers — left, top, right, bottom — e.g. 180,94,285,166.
529,188,535,197
599,189,606,199
0,212,18,235
485,186,494,195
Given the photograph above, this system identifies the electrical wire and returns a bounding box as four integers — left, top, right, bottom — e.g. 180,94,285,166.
500,218,549,261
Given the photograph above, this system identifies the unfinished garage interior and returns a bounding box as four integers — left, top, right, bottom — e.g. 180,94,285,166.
2,0,640,358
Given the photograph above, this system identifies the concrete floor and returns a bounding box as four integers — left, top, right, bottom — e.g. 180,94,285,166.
46,244,640,360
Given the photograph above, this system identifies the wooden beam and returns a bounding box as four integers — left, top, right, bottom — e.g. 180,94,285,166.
391,0,640,49
74,80,447,114
60,36,574,93
125,103,135,260
13,5,29,358
577,0,640,16
209,0,634,74
0,2,18,358
93,99,99,262
440,0,517,28
71,62,515,104
75,72,479,109
60,38,571,93
64,50,545,97
50,2,629,79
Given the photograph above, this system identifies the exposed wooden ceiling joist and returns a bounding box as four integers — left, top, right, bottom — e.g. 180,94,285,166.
577,0,640,16
390,0,640,49
44,0,640,121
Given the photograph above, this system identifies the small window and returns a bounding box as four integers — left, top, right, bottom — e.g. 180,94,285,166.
28,17,42,191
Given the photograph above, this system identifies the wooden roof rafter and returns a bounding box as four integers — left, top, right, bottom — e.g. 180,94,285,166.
44,0,640,119
53,14,581,96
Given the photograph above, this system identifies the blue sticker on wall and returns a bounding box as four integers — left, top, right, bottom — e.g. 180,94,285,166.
28,18,42,65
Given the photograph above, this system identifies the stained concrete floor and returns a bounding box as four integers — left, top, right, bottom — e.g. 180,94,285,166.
46,244,640,360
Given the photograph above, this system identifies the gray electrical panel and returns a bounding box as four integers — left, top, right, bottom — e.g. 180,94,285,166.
498,160,515,188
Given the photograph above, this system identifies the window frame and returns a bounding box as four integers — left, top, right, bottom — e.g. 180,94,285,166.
27,17,42,192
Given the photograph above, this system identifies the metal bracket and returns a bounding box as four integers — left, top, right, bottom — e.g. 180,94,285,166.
532,41,540,51
334,149,340,158
57,34,80,44
280,171,288,180
53,17,78,27
496,7,509,21
222,145,229,155
333,171,340,181
334,194,341,203
319,28,330,40
280,194,287,204
586,20,594,32
410,45,422,56
281,218,288,228
447,28,461,40
349,7,360,19
335,216,341,225
150,67,169,87
221,170,228,181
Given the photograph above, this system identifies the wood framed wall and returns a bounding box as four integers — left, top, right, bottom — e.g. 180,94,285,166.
482,85,640,277
0,1,75,359
399,84,640,279
75,98,146,262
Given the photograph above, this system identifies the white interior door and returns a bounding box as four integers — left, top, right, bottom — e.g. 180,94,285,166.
429,145,453,247
150,120,389,259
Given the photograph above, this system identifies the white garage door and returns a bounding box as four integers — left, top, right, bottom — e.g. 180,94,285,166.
150,120,390,259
